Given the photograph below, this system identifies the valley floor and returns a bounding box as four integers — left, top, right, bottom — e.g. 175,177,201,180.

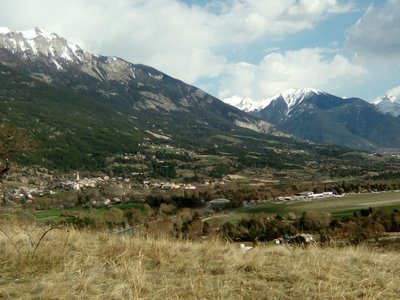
0,224,399,299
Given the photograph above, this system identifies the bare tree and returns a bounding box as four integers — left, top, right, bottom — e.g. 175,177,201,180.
0,124,34,204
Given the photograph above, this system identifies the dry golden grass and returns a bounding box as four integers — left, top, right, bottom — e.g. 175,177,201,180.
1,222,400,299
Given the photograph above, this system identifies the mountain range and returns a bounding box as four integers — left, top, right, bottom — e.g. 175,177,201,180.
2,26,400,178
224,88,400,150
0,27,283,137
0,27,315,172
224,89,400,118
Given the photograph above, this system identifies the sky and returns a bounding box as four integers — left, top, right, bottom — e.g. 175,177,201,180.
0,0,399,103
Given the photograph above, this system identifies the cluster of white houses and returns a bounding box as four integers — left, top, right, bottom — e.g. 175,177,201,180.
277,191,336,202
142,181,197,190
8,186,56,202
57,176,106,190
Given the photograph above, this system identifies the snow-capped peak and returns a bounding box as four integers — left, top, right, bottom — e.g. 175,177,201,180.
20,27,58,41
374,87,400,117
271,88,323,111
374,94,397,104
223,96,262,112
224,88,325,113
0,27,11,34
0,27,139,83
0,27,84,66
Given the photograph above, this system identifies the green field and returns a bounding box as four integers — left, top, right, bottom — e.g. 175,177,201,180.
34,203,144,220
230,191,400,220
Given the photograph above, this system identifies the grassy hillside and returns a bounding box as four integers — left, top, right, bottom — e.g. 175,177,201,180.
0,63,309,172
0,64,144,171
1,222,399,299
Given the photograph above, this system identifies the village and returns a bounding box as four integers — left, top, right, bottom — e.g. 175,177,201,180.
4,169,343,209
2,166,235,207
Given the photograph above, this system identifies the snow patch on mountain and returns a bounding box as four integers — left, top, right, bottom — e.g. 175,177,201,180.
0,27,84,66
148,73,163,81
268,88,324,114
226,88,325,114
0,27,142,82
20,28,51,40
374,86,400,117
223,96,267,112
0,27,10,34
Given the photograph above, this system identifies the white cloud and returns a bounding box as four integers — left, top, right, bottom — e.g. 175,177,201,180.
386,86,400,98
0,0,352,84
218,62,257,99
346,0,400,58
218,48,367,100
208,0,354,46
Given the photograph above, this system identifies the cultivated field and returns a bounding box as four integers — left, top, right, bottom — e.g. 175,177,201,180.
237,191,400,218
202,191,400,225
0,222,400,299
